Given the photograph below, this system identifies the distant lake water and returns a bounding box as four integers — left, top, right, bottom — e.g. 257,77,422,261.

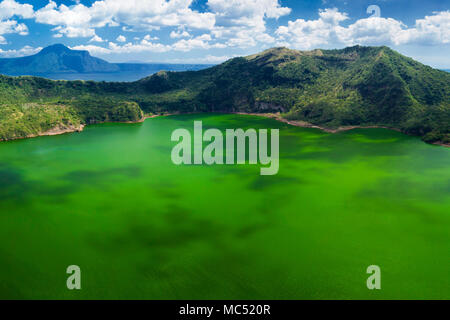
4,67,446,82
35,71,163,82
4,63,212,82
0,114,449,299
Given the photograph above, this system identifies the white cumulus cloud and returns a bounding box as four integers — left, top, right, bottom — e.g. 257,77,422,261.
276,8,450,49
0,19,29,36
35,0,215,39
207,0,290,49
395,10,450,45
116,35,126,42
0,45,42,57
0,0,34,20
0,0,33,40
89,34,105,42
143,34,159,41
170,30,191,39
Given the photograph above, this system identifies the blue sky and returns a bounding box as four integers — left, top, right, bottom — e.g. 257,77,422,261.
0,0,448,67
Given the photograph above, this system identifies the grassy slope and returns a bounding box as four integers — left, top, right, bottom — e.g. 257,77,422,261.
0,103,82,141
0,75,143,139
0,46,449,143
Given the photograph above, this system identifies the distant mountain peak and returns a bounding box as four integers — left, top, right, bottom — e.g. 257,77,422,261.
0,43,119,74
39,44,74,55
0,44,211,78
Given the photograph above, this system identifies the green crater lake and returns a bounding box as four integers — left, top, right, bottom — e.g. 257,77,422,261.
0,114,449,299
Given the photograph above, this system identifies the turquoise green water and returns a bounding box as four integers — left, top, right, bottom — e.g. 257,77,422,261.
0,114,449,299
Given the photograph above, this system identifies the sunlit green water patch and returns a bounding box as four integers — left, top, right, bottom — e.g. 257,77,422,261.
0,114,448,299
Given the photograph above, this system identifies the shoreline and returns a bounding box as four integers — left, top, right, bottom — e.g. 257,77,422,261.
0,114,170,142
1,112,448,147
234,112,404,133
233,112,449,147
0,124,86,142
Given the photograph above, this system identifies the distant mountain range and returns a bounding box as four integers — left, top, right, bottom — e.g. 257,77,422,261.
0,44,210,79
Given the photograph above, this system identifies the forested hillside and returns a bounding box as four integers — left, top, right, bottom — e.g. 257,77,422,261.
0,45,449,144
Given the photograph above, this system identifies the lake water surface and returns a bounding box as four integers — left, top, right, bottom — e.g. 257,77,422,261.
4,64,211,82
0,114,449,299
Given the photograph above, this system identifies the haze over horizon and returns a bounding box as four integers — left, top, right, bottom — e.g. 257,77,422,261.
0,0,448,67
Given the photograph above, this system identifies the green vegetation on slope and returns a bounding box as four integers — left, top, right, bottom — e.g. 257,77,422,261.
0,46,449,143
0,75,143,139
0,103,81,141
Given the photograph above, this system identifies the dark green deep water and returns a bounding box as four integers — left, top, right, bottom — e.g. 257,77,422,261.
0,114,449,299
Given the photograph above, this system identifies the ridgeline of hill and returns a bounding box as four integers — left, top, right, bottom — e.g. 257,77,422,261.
0,45,449,145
